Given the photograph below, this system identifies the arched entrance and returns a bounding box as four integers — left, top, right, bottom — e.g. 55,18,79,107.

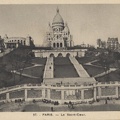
49,53,54,57
66,53,71,57
58,53,63,57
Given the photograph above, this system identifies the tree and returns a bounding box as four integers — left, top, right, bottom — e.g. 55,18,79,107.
97,39,102,48
99,51,115,82
9,52,32,82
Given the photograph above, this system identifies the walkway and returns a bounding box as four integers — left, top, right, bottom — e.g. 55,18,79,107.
69,56,90,77
85,60,103,68
84,59,117,78
94,68,117,78
0,48,14,57
14,71,39,79
11,62,44,79
1,99,120,112
23,64,43,70
43,57,54,78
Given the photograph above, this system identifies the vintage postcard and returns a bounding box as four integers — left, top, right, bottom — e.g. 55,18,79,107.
0,0,120,120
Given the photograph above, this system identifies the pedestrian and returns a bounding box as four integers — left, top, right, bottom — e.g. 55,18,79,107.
105,99,107,104
51,107,54,111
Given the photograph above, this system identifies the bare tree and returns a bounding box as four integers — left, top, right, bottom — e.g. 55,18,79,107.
99,51,115,82
9,52,32,82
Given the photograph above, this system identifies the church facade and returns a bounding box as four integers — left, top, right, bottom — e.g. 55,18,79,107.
43,8,74,49
33,8,86,58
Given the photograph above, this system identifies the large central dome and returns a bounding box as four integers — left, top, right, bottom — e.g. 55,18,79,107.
52,8,64,25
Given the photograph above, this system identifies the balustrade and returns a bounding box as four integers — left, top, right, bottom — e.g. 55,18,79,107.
0,82,119,103
50,89,61,100
9,90,24,99
101,87,116,96
84,89,94,99
27,89,42,98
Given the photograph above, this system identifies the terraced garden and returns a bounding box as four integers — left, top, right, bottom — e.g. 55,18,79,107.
83,65,105,77
31,58,47,65
54,57,79,78
23,66,44,78
76,56,98,64
96,69,120,82
0,56,46,88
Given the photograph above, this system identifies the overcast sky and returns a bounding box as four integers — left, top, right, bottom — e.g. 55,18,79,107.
0,4,120,46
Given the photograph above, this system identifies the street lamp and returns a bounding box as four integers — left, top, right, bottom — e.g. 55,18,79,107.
12,70,16,85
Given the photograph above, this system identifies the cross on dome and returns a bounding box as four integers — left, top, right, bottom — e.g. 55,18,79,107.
52,7,64,25
57,7,59,13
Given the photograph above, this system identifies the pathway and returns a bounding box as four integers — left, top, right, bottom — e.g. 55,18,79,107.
23,64,43,70
11,62,44,79
69,56,90,77
1,99,120,112
43,57,54,78
0,48,14,57
14,71,39,79
85,59,103,68
94,68,117,78
85,59,117,77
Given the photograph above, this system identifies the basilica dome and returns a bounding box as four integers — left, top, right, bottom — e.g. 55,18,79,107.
52,8,64,25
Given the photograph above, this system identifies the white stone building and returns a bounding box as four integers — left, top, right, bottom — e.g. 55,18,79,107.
43,8,74,49
4,34,34,48
33,8,86,58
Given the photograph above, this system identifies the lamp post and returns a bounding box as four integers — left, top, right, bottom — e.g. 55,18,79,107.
13,70,16,85
11,70,16,84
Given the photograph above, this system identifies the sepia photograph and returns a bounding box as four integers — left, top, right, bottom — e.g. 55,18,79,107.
0,3,120,114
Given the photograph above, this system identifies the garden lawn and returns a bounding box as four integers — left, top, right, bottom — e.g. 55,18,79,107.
83,65,105,77
32,58,46,65
76,56,98,64
54,64,79,78
96,69,120,82
54,57,79,78
23,66,44,78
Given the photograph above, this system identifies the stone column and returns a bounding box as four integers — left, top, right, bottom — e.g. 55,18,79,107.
61,90,64,100
25,89,27,101
81,90,84,100
116,86,119,98
98,87,101,98
6,92,10,101
93,87,97,101
47,89,50,99
42,89,45,98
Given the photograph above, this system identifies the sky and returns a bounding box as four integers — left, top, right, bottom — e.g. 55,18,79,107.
0,4,120,46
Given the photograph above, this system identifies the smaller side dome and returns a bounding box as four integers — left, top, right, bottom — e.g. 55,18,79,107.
4,34,8,39
48,22,53,32
27,34,30,37
64,23,70,33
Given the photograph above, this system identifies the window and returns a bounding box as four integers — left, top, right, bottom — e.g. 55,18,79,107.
60,43,62,47
53,43,55,47
57,43,59,47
